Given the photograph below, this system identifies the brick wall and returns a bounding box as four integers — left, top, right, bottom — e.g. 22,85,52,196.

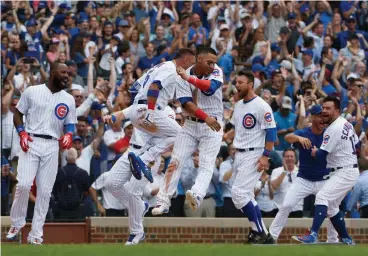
90,226,368,244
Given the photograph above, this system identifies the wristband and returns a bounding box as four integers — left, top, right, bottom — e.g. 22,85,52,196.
194,109,208,121
262,149,271,157
111,115,117,123
16,125,25,134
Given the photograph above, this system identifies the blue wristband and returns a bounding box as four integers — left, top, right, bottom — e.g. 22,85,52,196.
16,125,25,134
262,149,271,157
111,115,116,123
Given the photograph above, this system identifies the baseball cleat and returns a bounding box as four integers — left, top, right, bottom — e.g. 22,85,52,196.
142,201,149,217
28,238,42,245
6,226,20,240
185,190,200,211
247,230,267,244
125,232,145,246
263,233,276,244
341,237,355,245
292,231,318,244
135,155,154,183
151,204,169,215
128,152,142,180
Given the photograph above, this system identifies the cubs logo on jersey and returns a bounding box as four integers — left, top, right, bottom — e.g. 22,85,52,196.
243,113,256,129
264,112,273,123
323,135,330,144
212,69,220,76
54,103,69,120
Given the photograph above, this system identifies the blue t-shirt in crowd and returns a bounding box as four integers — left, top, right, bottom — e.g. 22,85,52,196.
274,110,297,151
138,56,161,70
313,11,332,31
5,50,21,67
74,52,88,78
322,83,337,96
294,127,330,181
218,53,234,82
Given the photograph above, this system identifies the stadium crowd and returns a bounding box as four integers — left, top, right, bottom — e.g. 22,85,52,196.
1,0,368,221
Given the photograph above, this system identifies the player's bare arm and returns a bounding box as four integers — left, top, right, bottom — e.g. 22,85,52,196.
13,108,33,152
92,122,105,152
88,187,106,217
223,129,235,143
181,101,221,131
285,133,312,149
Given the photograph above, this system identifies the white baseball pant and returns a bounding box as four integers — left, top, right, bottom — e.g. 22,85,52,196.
124,104,181,165
315,168,359,217
156,120,223,207
10,137,59,243
269,177,339,242
231,149,263,209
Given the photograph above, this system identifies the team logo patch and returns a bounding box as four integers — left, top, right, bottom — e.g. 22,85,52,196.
264,112,272,122
212,69,220,76
54,103,69,120
323,135,330,144
243,113,256,129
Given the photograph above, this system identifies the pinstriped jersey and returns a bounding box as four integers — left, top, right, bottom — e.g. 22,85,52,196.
134,61,178,109
320,116,358,168
176,64,224,119
231,96,276,149
16,84,77,139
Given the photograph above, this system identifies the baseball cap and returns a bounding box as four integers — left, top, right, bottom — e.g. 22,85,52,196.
26,19,37,27
112,35,121,42
288,12,296,20
123,120,132,129
281,96,292,110
118,20,129,27
347,73,359,80
66,60,76,67
78,18,88,25
271,42,280,52
252,56,265,65
347,15,356,22
240,10,251,19
53,28,66,35
252,63,266,73
73,136,82,142
124,10,135,17
310,105,322,115
91,102,104,110
302,49,314,57
219,24,229,31
280,60,292,71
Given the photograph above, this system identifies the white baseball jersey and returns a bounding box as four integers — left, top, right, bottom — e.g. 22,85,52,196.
231,96,276,149
134,61,178,109
16,84,77,139
320,116,359,168
176,64,224,119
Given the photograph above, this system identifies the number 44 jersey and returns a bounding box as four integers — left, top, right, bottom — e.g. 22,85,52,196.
134,61,178,110
320,116,359,168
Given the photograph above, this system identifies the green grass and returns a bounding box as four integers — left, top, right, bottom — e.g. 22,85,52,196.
2,244,368,256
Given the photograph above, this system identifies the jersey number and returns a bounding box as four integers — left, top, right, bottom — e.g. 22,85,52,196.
349,136,356,155
142,63,165,88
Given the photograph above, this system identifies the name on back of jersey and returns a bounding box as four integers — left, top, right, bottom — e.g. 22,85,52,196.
341,122,353,140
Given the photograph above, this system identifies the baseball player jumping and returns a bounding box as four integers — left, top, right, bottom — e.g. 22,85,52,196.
120,49,196,183
152,46,225,215
223,70,277,244
269,104,338,243
6,62,76,244
293,96,360,244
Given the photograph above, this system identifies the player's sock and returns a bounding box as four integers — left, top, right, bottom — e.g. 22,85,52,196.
311,205,328,234
330,212,350,239
255,205,268,234
241,201,263,233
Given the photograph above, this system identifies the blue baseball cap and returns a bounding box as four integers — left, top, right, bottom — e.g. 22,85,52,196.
53,28,66,35
310,104,322,115
302,49,314,57
347,14,356,22
91,102,104,110
288,12,296,20
118,20,129,27
271,42,280,52
252,63,266,73
26,19,37,27
252,56,264,65
73,136,82,142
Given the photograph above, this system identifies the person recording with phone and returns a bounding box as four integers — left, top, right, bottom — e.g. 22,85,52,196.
6,57,48,93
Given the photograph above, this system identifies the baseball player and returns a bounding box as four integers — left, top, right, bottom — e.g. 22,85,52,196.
99,105,175,245
222,70,277,244
119,48,196,182
293,96,360,244
6,62,76,244
269,104,338,243
151,46,223,215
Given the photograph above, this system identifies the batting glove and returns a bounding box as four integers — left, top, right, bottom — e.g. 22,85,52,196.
19,131,33,153
143,109,154,124
59,132,73,150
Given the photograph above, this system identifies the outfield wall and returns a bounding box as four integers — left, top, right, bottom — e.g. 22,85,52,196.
2,217,368,244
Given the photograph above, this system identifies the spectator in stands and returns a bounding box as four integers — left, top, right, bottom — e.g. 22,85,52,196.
66,60,85,88
103,119,124,169
53,148,90,221
271,149,303,217
1,156,16,216
255,170,277,217
347,159,368,218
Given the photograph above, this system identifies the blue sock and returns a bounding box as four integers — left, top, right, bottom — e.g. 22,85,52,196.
311,205,327,234
330,212,350,239
255,205,268,234
241,201,263,233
